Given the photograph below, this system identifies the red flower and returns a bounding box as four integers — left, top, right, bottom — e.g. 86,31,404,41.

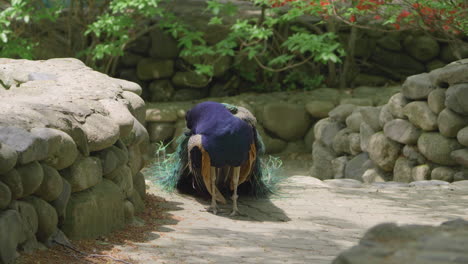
350,15,356,22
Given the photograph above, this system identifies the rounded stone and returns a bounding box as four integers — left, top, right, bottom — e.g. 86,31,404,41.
305,101,335,119
136,58,174,80
24,196,58,242
32,128,78,170
360,106,382,132
450,148,468,167
383,119,421,145
0,181,12,209
402,73,436,100
368,132,402,171
431,167,456,182
16,161,44,197
403,101,438,131
393,157,414,183
82,114,120,152
314,118,345,148
388,93,409,119
172,72,209,88
404,35,440,62
148,122,176,143
379,104,394,129
61,156,103,193
427,88,446,114
445,83,468,115
346,111,363,133
457,127,468,147
329,104,358,122
148,80,174,102
418,132,462,165
332,128,352,155
34,164,63,202
262,103,311,141
411,164,431,181
0,143,17,174
438,108,468,138
0,169,23,199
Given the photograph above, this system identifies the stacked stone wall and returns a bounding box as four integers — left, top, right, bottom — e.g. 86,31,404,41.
0,58,148,264
311,59,468,183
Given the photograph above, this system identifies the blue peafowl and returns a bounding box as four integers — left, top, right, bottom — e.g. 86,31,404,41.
154,101,278,216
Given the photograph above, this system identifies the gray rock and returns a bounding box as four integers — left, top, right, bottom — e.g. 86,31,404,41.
348,133,362,155
172,72,209,88
383,119,421,144
62,179,125,239
411,164,431,181
388,93,408,119
332,156,348,179
345,111,363,133
121,118,149,147
136,58,174,80
31,128,78,170
16,161,44,197
402,73,436,100
368,132,402,171
333,219,468,264
451,148,468,167
262,103,311,141
0,126,48,164
340,98,373,106
359,122,375,152
121,91,146,125
378,104,394,128
0,169,23,199
427,88,446,114
304,126,315,152
96,146,129,176
429,59,468,86
82,114,120,152
0,181,11,209
50,178,71,220
148,80,174,102
172,88,204,101
149,28,179,59
124,200,135,223
61,156,103,193
438,108,468,137
145,105,178,122
99,99,135,138
34,164,63,202
402,145,426,164
128,145,143,177
310,141,337,180
332,128,352,155
0,210,26,264
329,104,357,123
24,196,58,242
148,122,175,143
445,83,468,115
110,165,133,198
403,101,438,131
0,143,17,174
344,152,371,181
418,132,462,165
362,168,386,184
314,118,345,148
458,126,468,147
256,126,287,154
128,188,145,214
133,171,146,199
372,48,425,76
454,172,468,181
393,157,414,183
360,106,382,131
10,200,38,245
404,35,440,62
431,166,456,182
305,101,335,119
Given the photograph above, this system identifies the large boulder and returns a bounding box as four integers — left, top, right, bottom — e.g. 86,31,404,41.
262,103,311,141
445,83,468,115
310,141,337,180
329,104,358,123
387,93,408,119
418,132,462,165
429,59,468,86
314,118,345,147
0,126,48,165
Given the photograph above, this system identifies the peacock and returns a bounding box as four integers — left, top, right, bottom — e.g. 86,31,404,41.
152,101,279,216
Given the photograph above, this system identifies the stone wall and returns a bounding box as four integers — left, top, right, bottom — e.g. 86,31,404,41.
0,58,148,264
311,59,468,183
116,0,468,103
144,85,400,155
